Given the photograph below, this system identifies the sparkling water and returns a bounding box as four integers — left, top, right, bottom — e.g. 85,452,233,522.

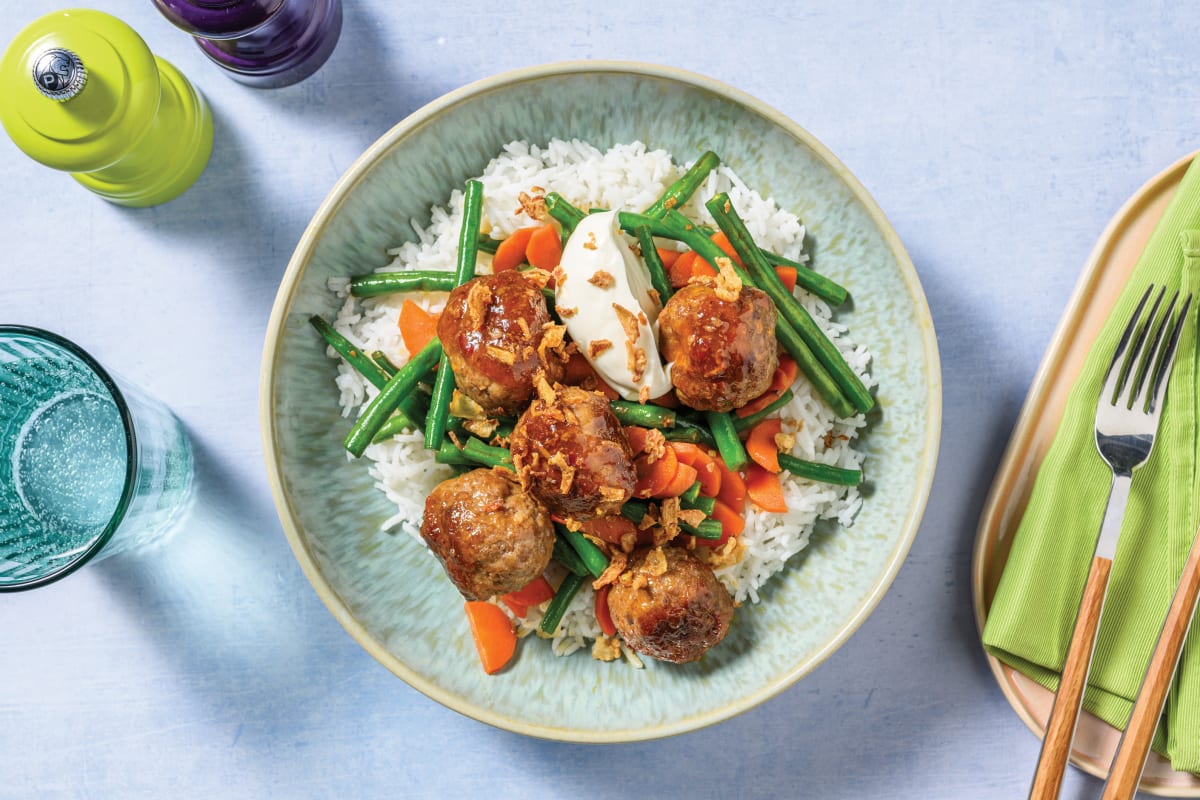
0,332,194,588
13,388,127,552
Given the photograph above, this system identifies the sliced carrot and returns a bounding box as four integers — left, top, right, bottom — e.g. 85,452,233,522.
655,461,698,498
633,445,678,498
774,265,798,293
735,356,800,418
771,354,800,392
714,458,747,513
735,389,784,418
746,418,782,473
491,226,538,272
398,300,439,355
594,585,617,637
580,515,639,546
624,425,651,456
668,251,718,288
500,575,554,617
693,498,745,548
525,224,562,270
562,351,620,400
464,601,517,674
563,351,593,384
669,251,699,288
745,463,788,513
709,231,745,267
656,247,682,271
669,441,721,497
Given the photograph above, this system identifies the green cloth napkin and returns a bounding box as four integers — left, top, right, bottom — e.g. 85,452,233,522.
982,155,1200,772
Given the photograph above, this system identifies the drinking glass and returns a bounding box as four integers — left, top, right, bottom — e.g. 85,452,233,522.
0,326,194,590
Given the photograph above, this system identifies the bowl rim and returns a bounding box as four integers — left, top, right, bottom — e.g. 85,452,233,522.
260,59,942,743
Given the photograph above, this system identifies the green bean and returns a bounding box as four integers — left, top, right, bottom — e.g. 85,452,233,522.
460,437,514,471
662,420,716,447
680,518,724,540
778,453,863,486
371,410,418,443
366,350,430,437
732,389,795,433
540,572,587,635
553,538,589,576
681,492,716,517
761,251,849,307
476,234,500,254
681,480,702,504
644,150,720,219
705,410,749,472
706,194,873,415
424,365,457,450
349,270,457,297
633,224,673,303
620,500,650,525
425,180,484,450
544,192,587,240
309,315,390,389
371,350,400,377
433,438,475,465
557,524,609,579
616,211,689,243
344,339,444,457
609,400,676,429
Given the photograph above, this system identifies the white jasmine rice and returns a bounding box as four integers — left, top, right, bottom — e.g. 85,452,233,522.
324,139,872,659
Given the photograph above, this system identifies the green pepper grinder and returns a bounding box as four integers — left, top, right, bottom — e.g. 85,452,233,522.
0,9,213,207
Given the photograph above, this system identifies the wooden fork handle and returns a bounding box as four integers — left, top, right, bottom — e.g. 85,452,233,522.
1101,527,1200,800
1030,555,1113,800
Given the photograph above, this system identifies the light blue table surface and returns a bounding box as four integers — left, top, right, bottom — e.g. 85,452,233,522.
3,2,1198,798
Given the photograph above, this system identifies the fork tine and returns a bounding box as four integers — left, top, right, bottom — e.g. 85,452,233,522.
1145,293,1193,414
1128,290,1177,409
1103,285,1155,405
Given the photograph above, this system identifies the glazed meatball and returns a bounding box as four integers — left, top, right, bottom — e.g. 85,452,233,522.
606,546,735,663
658,281,777,412
437,271,565,416
420,468,554,600
509,384,635,519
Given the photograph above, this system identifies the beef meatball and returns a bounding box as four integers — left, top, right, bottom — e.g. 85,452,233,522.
420,468,554,600
437,271,565,416
606,545,735,663
509,383,635,519
658,281,777,412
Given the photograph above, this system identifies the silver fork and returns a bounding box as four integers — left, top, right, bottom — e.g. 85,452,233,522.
1029,284,1193,800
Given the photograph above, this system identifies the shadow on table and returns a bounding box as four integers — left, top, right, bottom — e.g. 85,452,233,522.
91,432,331,735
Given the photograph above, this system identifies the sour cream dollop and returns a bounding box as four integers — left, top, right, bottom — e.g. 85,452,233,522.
554,211,672,402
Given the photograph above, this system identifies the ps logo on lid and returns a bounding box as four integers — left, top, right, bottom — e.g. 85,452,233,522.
32,48,86,101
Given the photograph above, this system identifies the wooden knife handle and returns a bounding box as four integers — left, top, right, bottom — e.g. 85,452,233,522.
1030,555,1113,800
1101,528,1200,800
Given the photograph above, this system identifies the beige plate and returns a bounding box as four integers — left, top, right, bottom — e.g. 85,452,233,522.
971,151,1200,795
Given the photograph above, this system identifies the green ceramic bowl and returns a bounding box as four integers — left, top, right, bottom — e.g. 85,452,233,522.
261,62,941,742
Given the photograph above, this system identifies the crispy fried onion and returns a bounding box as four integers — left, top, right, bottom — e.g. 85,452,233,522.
713,256,742,301
547,451,575,495
592,550,628,590
612,303,647,383
592,634,623,662
465,280,493,329
588,268,614,287
517,190,547,221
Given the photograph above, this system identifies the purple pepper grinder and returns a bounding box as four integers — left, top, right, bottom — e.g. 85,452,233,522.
152,0,341,89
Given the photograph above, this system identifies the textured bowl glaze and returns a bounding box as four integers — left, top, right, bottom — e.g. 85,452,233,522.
261,62,941,742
